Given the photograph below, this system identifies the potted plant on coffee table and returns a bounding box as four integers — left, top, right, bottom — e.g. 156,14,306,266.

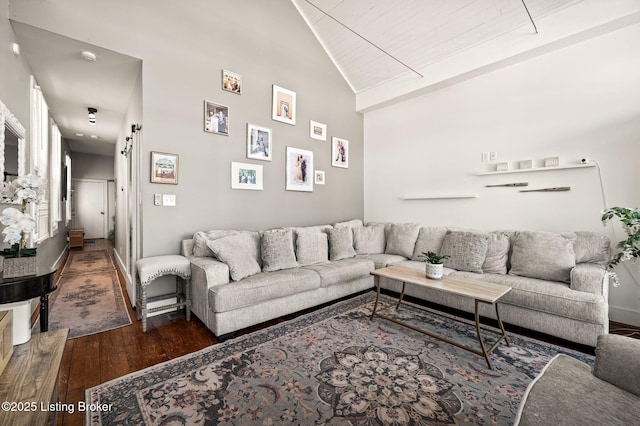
420,251,450,279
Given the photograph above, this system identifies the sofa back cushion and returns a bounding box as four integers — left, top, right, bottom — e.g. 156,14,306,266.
509,231,576,283
261,229,298,272
440,230,489,273
574,231,611,264
411,227,449,260
206,234,261,281
353,224,386,254
385,223,420,258
482,232,511,274
296,230,329,266
327,227,356,261
333,219,363,229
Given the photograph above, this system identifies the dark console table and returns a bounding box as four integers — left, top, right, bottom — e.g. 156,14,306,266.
0,268,57,332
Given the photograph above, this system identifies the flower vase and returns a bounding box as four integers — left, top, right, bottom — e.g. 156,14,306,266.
2,256,37,279
425,262,443,280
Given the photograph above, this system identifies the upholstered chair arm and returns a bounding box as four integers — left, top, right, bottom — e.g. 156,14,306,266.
189,257,230,289
593,334,640,397
570,263,608,296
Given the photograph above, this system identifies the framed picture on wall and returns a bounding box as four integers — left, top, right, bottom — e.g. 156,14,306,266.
272,85,296,125
204,100,229,135
331,137,349,168
222,69,242,94
247,123,272,161
286,147,313,192
231,162,263,190
314,170,325,185
151,151,178,184
309,120,327,140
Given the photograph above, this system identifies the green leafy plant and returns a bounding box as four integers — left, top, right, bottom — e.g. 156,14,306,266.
419,251,450,264
601,207,640,287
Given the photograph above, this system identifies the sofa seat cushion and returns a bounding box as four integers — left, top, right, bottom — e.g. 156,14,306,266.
355,254,407,269
304,258,374,288
208,268,320,313
515,354,640,426
451,271,606,324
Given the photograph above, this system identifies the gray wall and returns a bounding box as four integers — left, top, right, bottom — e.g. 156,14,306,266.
10,0,364,258
71,152,115,180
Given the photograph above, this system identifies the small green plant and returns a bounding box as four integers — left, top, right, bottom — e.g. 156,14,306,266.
419,251,450,264
601,207,640,287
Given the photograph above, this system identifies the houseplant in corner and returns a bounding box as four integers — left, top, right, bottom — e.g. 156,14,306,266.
420,251,450,279
601,207,640,287
0,174,45,278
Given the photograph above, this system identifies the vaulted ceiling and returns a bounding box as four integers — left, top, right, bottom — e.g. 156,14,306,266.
292,0,580,93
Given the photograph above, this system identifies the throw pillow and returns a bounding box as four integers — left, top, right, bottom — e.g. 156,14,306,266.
509,231,577,283
333,219,364,229
411,227,449,260
206,234,261,281
296,231,329,266
574,231,611,264
440,230,489,273
482,232,511,274
192,230,237,257
353,225,386,254
327,227,356,261
260,229,298,272
385,223,420,258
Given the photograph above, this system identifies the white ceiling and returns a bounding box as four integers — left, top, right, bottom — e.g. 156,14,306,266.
292,0,581,93
11,22,141,157
9,0,632,157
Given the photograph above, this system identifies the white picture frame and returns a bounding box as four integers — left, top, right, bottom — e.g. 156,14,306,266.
286,147,313,192
272,85,296,125
231,162,263,190
331,137,349,168
247,123,272,161
309,120,327,140
314,170,325,185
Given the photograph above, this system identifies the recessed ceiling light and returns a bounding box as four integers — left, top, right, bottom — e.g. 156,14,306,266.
80,50,97,61
11,43,20,56
90,135,99,139
75,133,84,137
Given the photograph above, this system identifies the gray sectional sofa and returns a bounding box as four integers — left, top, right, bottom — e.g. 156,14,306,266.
181,219,611,346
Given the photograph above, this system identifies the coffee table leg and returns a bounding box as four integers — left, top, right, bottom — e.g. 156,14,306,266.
396,281,406,310
370,276,382,320
494,302,510,346
474,299,492,369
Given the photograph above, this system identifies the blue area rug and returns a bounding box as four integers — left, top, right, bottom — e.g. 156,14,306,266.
86,292,592,425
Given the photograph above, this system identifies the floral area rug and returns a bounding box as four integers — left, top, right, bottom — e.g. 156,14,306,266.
40,250,131,339
86,293,592,425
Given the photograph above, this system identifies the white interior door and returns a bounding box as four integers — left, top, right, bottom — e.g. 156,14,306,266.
73,179,107,239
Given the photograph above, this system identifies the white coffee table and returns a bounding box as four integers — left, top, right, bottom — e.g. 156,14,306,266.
370,265,512,369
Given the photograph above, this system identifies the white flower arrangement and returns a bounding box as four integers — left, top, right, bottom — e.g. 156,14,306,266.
0,174,46,258
601,207,640,287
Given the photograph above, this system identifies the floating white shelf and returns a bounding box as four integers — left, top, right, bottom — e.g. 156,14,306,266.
401,194,479,200
476,163,595,176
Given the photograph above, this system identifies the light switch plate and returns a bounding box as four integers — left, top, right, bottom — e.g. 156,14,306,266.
162,194,176,206
154,194,161,206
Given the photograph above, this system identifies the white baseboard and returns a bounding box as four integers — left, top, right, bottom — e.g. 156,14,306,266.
609,305,640,327
113,248,135,307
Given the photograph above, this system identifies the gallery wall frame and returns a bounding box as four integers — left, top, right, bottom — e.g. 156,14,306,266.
272,85,296,125
151,151,179,184
314,170,325,185
222,69,242,94
247,123,272,161
286,146,313,192
231,161,263,190
331,137,349,168
309,120,326,140
204,100,229,135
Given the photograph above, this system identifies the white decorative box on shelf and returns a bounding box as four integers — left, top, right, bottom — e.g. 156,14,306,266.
476,163,595,176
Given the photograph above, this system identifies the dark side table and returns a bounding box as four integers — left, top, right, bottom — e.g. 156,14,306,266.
0,268,57,332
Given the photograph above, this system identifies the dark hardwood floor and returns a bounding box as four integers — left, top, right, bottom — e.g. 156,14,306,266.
52,240,640,425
